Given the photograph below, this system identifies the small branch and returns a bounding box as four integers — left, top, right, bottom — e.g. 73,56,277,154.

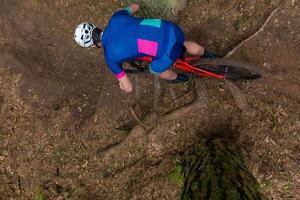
214,1,239,21
130,106,149,131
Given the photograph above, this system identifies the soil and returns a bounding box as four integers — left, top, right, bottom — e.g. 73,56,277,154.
0,0,299,199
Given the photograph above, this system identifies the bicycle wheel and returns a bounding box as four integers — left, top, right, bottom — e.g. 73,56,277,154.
189,58,262,80
124,60,150,74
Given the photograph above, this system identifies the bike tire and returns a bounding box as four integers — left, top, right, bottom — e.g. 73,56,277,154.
189,58,262,80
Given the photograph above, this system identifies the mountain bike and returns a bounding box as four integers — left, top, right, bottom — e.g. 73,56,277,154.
125,56,261,81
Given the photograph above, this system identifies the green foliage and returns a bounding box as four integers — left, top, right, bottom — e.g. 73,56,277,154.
265,106,278,130
234,17,247,31
169,164,184,186
282,181,293,192
35,188,44,200
234,18,242,30
125,0,186,20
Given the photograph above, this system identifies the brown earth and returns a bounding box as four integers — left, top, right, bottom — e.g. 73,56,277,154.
0,0,299,199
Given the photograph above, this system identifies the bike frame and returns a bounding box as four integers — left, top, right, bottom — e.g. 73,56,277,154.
135,56,225,79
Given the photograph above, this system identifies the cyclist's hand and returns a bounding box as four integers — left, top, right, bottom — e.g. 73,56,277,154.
129,3,140,15
118,75,133,93
119,82,132,93
119,81,125,91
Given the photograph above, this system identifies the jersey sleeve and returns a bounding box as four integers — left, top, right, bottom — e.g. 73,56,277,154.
112,7,133,17
105,58,126,79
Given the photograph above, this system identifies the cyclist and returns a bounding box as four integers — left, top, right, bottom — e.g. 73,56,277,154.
74,3,218,93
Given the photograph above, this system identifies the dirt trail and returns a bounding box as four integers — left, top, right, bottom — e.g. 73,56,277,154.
0,0,299,199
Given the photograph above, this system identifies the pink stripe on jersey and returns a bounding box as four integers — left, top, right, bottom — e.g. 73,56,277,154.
115,70,126,79
137,39,158,57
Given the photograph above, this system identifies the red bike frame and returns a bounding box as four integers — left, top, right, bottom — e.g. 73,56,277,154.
135,56,225,79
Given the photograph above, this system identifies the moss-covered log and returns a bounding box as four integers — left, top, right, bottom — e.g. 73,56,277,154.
180,139,264,200
125,0,186,20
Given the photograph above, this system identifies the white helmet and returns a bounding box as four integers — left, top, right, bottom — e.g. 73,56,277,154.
74,22,96,47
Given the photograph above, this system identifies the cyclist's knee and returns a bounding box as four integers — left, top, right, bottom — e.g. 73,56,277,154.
184,41,204,56
159,69,177,80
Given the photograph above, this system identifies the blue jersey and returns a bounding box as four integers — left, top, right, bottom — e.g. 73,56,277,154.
101,8,185,79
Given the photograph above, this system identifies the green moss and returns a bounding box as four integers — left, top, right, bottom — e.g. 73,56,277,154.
125,0,186,20
181,139,264,199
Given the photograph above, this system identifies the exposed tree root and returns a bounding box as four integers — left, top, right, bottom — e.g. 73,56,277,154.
102,157,144,178
162,81,208,122
225,80,250,112
97,80,208,175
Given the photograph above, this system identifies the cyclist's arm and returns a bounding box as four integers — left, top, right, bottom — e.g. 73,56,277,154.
113,3,140,16
105,58,133,93
119,74,133,93
128,3,139,15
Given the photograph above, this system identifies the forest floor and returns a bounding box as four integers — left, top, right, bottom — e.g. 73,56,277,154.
0,0,299,199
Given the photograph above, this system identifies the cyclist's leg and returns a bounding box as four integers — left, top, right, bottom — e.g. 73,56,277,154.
184,41,204,56
159,69,189,83
151,58,188,83
159,69,177,80
150,57,177,80
184,41,219,58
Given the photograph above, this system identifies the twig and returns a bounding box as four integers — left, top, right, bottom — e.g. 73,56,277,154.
214,2,239,21
130,106,149,131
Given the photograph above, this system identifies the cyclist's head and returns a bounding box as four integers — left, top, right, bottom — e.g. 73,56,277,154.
74,22,102,48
